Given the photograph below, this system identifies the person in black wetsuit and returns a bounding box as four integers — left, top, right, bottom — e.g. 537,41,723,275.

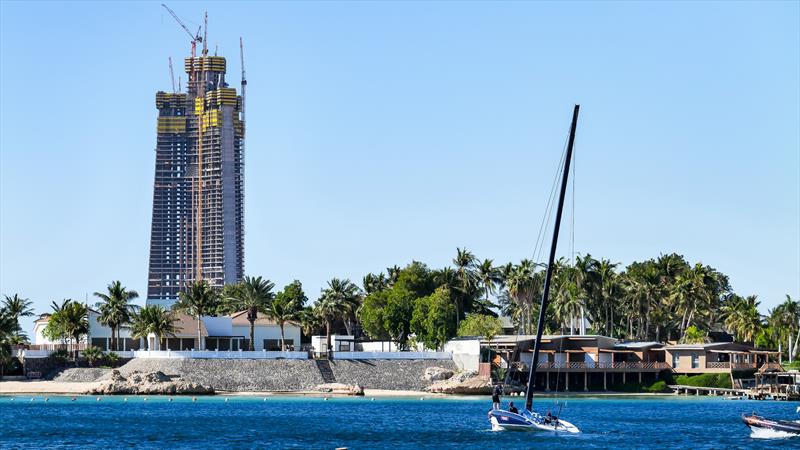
507,402,519,414
491,384,503,410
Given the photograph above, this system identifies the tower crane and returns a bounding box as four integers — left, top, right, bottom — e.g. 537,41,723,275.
168,57,176,93
161,3,203,57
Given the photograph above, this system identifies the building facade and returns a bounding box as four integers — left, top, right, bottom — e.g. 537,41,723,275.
146,52,245,307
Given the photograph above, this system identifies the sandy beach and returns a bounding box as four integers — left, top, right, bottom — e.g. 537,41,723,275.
0,381,100,395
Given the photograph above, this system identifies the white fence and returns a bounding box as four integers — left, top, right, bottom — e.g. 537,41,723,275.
18,349,136,359
332,351,452,360
130,350,309,360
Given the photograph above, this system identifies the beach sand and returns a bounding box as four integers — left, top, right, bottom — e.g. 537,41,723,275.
0,381,100,394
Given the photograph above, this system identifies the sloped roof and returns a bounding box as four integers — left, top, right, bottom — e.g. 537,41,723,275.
229,310,299,327
171,312,208,337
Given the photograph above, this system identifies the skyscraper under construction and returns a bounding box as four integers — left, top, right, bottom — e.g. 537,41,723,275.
146,17,245,307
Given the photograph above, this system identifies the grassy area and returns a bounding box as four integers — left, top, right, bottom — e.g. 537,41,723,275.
783,361,800,370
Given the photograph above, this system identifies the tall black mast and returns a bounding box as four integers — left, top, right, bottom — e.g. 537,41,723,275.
525,104,580,412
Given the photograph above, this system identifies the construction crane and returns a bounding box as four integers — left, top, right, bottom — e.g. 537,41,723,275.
240,37,246,126
161,3,203,57
168,57,176,93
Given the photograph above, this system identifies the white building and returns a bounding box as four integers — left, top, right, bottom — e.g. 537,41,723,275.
33,309,302,352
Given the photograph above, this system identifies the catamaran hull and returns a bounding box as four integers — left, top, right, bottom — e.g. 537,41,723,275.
489,410,580,433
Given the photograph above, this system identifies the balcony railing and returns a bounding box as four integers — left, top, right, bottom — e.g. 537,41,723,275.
510,361,670,371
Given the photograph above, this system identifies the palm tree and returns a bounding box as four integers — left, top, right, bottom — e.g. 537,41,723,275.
452,248,478,325
325,278,362,336
596,259,620,337
227,276,275,351
93,281,139,351
476,259,501,306
0,310,18,379
316,278,361,357
264,295,300,351
44,301,89,362
2,294,34,341
131,305,178,350
771,295,800,360
175,281,219,350
362,272,389,295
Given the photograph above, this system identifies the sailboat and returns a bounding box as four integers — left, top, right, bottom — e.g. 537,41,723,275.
488,105,581,434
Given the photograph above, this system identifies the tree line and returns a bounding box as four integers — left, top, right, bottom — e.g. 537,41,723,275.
1,249,798,362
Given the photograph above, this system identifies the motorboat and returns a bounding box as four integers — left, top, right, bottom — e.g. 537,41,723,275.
742,413,800,435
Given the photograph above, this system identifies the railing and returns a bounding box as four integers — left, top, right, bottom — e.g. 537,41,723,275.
532,361,670,370
757,362,783,372
706,362,731,369
130,350,309,360
332,351,452,360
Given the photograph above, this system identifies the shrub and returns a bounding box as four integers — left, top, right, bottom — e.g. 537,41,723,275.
105,351,119,366
647,380,668,393
81,346,103,367
675,373,730,389
51,348,70,364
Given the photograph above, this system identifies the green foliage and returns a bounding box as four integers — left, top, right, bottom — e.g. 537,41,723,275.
94,281,139,352
51,348,70,363
360,290,390,340
457,313,502,341
81,346,104,367
411,287,456,350
266,280,305,350
43,300,89,361
647,380,668,392
675,373,731,389
105,352,120,366
2,294,34,343
381,287,416,349
175,281,219,350
359,262,437,348
680,325,708,344
130,305,177,349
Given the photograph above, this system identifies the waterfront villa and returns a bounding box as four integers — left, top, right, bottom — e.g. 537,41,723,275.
454,334,782,391
32,309,301,352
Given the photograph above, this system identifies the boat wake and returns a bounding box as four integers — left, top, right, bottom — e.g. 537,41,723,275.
749,427,798,440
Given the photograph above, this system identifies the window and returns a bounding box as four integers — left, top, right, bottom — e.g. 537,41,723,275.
672,353,679,369
263,339,293,351
264,339,280,351
91,338,108,351
691,353,699,369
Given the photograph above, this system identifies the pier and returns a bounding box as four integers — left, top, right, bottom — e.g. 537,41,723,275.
669,383,800,401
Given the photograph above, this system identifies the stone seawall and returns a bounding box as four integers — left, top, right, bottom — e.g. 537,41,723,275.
104,359,460,392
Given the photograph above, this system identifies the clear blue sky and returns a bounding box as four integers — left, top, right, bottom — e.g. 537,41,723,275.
1,1,798,336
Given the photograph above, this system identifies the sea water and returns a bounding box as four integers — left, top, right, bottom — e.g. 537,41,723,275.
0,395,797,449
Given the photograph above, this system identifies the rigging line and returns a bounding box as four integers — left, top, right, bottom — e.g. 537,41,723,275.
531,126,570,263
570,137,576,266
533,148,565,264
534,129,571,265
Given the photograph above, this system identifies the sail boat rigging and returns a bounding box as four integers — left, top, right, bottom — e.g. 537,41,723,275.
489,105,581,433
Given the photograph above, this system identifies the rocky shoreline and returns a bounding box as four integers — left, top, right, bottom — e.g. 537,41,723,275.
88,370,214,395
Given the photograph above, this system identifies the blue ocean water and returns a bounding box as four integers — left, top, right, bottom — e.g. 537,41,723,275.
0,395,797,449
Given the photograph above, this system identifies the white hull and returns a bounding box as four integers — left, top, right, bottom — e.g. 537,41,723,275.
490,414,580,433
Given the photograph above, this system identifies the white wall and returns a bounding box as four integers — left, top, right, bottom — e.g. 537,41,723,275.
444,339,480,372
311,335,354,352
233,323,301,351
359,341,425,352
